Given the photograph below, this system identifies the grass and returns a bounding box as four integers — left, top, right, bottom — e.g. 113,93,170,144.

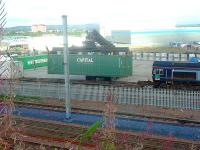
0,95,42,103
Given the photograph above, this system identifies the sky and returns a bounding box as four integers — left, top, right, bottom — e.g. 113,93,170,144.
5,0,200,30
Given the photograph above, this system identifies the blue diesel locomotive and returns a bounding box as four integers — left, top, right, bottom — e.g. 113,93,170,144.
152,60,200,85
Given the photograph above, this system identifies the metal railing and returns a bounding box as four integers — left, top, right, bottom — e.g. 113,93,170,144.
132,52,200,61
1,81,200,110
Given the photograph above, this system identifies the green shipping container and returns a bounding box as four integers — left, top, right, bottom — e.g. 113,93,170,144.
16,54,48,69
48,54,132,77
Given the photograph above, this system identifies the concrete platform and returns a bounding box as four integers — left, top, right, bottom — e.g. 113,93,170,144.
119,60,153,82
23,67,86,80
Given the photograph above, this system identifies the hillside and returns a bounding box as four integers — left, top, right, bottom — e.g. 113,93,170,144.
5,24,100,32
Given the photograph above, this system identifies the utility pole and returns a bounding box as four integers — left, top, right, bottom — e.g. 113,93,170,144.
62,15,71,119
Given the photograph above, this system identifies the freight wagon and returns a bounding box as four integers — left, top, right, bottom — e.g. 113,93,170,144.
48,54,132,80
15,54,48,69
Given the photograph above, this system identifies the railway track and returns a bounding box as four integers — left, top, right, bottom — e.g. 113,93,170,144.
0,115,199,150
18,77,150,87
0,116,95,149
18,77,200,90
1,101,200,149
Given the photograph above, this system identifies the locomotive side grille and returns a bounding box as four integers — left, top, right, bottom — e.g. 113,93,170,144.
173,71,196,80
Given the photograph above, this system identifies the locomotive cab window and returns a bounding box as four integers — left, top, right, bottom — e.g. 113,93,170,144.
153,69,156,74
159,69,164,75
154,69,164,75
156,70,159,74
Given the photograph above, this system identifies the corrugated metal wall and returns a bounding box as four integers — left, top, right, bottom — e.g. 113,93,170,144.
48,54,132,77
16,54,48,69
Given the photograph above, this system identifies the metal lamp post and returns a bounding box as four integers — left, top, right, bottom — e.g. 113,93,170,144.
62,15,71,119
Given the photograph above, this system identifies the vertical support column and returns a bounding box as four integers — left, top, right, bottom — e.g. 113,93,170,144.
62,15,71,119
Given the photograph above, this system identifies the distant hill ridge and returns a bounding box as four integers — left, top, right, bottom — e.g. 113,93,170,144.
5,23,100,32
